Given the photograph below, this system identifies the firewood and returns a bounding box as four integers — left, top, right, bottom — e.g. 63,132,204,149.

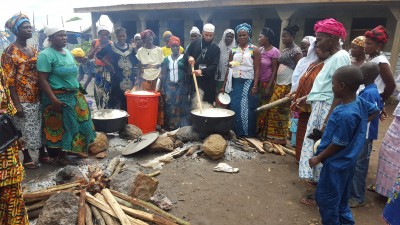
109,161,125,180
281,146,296,157
171,147,189,158
90,204,106,225
263,143,274,153
78,190,86,225
45,180,85,192
120,205,178,225
107,157,121,174
273,144,286,156
27,208,42,219
185,145,199,156
147,170,161,177
95,193,119,225
85,203,94,225
86,193,148,225
110,190,190,225
101,189,131,225
245,138,266,154
24,190,71,200
26,200,46,212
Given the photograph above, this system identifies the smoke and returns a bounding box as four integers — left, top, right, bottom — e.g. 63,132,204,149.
191,88,214,111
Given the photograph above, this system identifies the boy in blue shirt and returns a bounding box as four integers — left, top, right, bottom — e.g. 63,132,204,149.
309,65,379,225
349,62,383,208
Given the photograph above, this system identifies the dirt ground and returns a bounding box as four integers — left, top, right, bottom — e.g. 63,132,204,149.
22,79,397,225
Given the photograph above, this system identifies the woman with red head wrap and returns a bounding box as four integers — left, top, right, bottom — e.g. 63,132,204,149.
160,36,191,130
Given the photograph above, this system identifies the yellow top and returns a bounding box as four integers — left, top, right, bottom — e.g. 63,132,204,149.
161,46,184,57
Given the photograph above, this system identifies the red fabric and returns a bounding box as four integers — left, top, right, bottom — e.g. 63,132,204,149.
314,18,346,40
365,25,388,44
168,36,181,47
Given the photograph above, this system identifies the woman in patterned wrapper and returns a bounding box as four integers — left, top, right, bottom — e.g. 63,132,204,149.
96,27,139,111
37,26,96,165
1,13,49,169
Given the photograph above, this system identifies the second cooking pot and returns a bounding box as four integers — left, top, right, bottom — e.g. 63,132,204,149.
191,108,235,134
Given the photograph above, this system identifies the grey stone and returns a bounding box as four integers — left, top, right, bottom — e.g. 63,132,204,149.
89,132,108,155
36,192,78,225
119,124,143,140
55,165,86,185
150,193,173,211
176,126,200,142
148,136,175,152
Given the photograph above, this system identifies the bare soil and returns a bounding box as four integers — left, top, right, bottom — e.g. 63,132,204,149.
23,80,396,224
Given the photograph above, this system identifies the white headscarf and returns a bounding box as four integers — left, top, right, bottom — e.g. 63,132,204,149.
190,26,201,35
97,25,111,34
290,36,317,92
134,33,141,39
43,26,65,48
216,29,236,81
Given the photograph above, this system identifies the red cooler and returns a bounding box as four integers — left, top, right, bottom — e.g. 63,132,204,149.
125,91,161,134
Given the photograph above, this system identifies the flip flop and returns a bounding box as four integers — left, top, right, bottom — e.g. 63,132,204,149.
23,161,38,169
300,194,317,206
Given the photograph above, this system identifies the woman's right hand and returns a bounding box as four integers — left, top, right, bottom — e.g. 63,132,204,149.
264,86,273,98
220,86,225,94
51,99,66,112
290,96,306,111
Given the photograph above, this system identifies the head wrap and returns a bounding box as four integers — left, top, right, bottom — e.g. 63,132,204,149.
43,26,65,48
302,36,312,44
283,25,299,37
261,27,275,43
351,36,365,48
364,25,388,44
190,26,201,35
134,33,141,39
235,23,252,42
71,48,86,58
217,29,236,81
203,23,215,33
140,29,156,41
291,36,317,93
163,31,172,38
168,36,181,46
314,18,346,40
5,13,30,35
97,25,110,34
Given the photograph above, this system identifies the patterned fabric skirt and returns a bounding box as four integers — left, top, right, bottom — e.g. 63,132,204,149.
41,89,96,154
229,78,259,137
94,66,112,109
383,173,400,225
376,116,400,197
13,102,43,150
163,81,190,130
256,81,270,138
299,100,331,181
266,84,291,144
0,183,28,225
295,112,311,162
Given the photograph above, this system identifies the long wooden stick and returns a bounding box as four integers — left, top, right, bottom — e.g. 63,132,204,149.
78,190,86,225
24,190,70,200
256,96,293,112
121,205,178,225
86,193,148,225
95,193,119,225
85,203,94,225
192,66,203,113
101,189,131,225
110,190,190,225
147,170,161,177
109,161,125,180
90,205,106,225
26,200,46,212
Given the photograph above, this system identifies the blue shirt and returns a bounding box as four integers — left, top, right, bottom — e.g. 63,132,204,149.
316,97,379,170
359,83,382,140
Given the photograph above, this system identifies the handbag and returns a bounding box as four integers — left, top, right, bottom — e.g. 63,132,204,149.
0,114,22,153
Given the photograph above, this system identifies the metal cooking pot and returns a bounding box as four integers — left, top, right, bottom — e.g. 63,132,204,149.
191,108,235,135
92,109,129,133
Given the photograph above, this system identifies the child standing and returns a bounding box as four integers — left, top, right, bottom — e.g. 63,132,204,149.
349,62,383,207
309,65,379,225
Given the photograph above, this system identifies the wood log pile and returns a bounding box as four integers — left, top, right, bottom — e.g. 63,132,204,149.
24,159,190,225
231,137,296,158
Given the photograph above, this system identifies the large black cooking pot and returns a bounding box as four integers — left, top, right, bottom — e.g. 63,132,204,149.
191,108,235,134
92,109,128,133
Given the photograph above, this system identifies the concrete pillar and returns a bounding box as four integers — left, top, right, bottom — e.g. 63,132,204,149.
159,20,168,47
276,7,296,51
252,12,265,46
137,13,147,32
198,9,213,25
214,20,230,44
390,7,400,73
184,19,192,47
91,13,101,39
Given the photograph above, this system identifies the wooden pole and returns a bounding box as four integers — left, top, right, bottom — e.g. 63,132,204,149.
192,66,203,114
101,189,131,225
77,190,86,225
85,203,94,225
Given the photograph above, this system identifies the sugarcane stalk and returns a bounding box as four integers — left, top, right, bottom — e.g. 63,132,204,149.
78,189,86,225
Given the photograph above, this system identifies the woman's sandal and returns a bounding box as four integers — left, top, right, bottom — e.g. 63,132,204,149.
300,194,317,206
23,161,38,169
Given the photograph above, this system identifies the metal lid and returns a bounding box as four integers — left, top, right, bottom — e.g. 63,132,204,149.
122,131,159,155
